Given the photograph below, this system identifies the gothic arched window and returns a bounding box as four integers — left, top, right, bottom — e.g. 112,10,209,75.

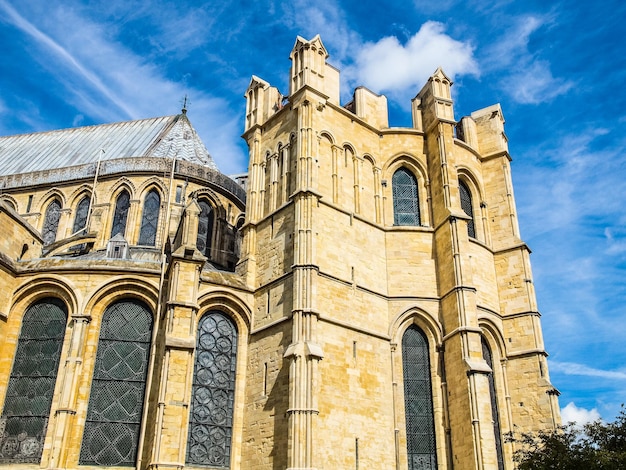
187,312,237,467
402,325,437,470
0,298,66,463
392,168,420,226
80,300,152,466
138,189,160,246
482,338,505,470
42,199,62,245
459,181,475,238
196,200,214,258
110,190,130,239
72,196,91,235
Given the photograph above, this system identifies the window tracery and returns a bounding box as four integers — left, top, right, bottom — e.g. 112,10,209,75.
42,199,62,245
187,312,237,468
0,298,66,463
80,299,152,466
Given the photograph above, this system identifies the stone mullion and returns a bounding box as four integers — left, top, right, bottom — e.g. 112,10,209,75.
353,155,360,214
270,153,279,211
58,207,72,239
281,146,290,204
331,144,339,204
127,199,141,244
46,314,90,469
373,167,382,224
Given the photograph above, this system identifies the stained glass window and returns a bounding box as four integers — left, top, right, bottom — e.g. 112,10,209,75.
138,190,160,246
196,200,214,258
80,300,152,467
482,338,504,470
187,312,237,468
0,298,66,463
110,190,130,238
459,181,475,238
42,199,62,245
402,325,437,470
73,196,91,235
393,168,420,226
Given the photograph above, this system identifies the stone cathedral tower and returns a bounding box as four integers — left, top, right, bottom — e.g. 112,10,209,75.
239,35,559,469
0,35,558,470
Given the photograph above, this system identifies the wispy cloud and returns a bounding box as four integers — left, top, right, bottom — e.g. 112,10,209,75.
482,14,573,104
0,0,246,173
550,361,626,381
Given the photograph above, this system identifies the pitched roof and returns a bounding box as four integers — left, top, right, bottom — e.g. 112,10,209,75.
0,113,218,176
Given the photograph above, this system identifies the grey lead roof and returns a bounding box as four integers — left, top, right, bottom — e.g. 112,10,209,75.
0,113,218,176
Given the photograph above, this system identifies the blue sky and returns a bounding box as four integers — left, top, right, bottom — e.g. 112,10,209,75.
1,0,625,424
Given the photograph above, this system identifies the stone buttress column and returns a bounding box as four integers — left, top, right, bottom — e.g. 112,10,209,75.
46,314,90,469
419,70,499,469
146,201,205,470
284,97,324,470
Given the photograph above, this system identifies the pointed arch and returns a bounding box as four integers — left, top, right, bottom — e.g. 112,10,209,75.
138,189,161,246
402,325,437,469
42,198,62,245
392,167,420,226
110,189,131,238
196,199,215,259
459,180,475,238
72,195,91,235
0,298,67,463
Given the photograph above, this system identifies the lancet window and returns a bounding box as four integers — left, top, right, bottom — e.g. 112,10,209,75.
482,338,505,470
0,298,66,463
187,312,237,468
110,190,130,238
402,325,437,470
196,200,214,258
42,198,62,245
80,300,152,466
138,189,160,246
72,196,91,235
459,181,475,238
392,168,420,226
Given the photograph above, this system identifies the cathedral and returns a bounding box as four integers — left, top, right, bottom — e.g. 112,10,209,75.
0,35,559,470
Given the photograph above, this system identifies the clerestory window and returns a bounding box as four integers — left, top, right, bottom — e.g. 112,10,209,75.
196,200,214,258
42,199,62,245
393,168,420,226
110,190,130,239
138,189,160,246
459,181,475,238
72,196,91,235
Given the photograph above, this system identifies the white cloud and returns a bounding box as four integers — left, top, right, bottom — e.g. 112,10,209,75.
560,402,601,426
347,22,478,102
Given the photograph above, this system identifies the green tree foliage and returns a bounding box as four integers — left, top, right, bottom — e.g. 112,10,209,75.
508,406,626,470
